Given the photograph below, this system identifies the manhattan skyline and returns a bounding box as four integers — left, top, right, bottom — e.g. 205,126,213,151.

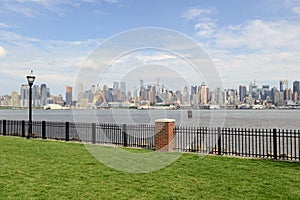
1,0,300,95
1,77,299,109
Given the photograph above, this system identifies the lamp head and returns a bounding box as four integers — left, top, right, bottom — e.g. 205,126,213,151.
26,70,36,86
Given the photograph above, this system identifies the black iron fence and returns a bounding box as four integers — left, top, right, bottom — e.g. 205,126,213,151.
0,120,155,149
174,126,300,161
1,119,299,161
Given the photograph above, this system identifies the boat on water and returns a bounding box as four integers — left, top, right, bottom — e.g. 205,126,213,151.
137,105,177,110
209,105,220,110
251,104,265,109
42,104,70,110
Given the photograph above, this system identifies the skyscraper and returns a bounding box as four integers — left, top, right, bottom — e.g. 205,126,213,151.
200,82,207,105
32,85,40,107
279,80,288,92
293,80,300,102
78,82,84,103
239,85,247,103
40,84,50,106
215,87,224,105
120,82,126,95
293,80,299,95
20,84,29,107
183,85,189,105
66,85,72,106
11,91,20,107
262,85,270,100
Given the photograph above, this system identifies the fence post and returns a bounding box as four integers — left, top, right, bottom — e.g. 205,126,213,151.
217,127,222,155
273,128,277,160
42,121,46,139
123,124,128,147
3,120,6,136
92,123,96,144
21,120,25,137
65,122,69,142
155,119,175,152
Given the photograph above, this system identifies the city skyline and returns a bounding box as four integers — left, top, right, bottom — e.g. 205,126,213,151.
0,1,300,95
1,77,299,109
2,77,300,98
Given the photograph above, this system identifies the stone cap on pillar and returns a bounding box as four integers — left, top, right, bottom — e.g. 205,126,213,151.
155,118,175,123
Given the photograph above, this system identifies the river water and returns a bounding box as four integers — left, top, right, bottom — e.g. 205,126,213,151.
0,109,299,130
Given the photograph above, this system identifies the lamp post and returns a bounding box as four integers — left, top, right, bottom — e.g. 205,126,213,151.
26,70,35,139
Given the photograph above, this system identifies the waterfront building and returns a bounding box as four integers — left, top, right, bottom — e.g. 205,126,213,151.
226,89,238,105
249,81,259,99
261,85,270,100
40,84,50,106
214,87,224,105
293,80,300,101
239,85,247,103
0,94,10,107
78,82,84,103
20,84,29,107
284,88,293,101
182,86,189,105
190,85,197,107
174,90,182,104
206,88,211,103
51,94,64,106
65,85,72,106
293,91,299,102
200,82,207,105
120,82,126,96
32,85,41,107
280,80,288,92
105,88,113,102
11,91,20,107
273,90,284,106
191,86,197,96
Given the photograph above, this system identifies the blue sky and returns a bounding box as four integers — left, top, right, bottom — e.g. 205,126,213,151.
0,0,300,96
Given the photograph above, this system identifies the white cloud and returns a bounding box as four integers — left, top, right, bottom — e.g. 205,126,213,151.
0,29,99,94
285,0,300,16
215,19,300,51
0,0,118,17
0,46,7,58
179,5,300,88
292,6,300,15
182,7,216,20
182,7,217,38
0,22,10,28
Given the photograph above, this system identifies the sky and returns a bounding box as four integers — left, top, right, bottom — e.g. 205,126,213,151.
0,0,300,96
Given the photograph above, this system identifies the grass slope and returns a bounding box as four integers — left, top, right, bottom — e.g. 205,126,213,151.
0,136,299,199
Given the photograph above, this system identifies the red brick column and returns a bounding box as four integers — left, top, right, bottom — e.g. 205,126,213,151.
155,119,175,152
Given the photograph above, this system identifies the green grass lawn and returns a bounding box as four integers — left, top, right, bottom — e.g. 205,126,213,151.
0,136,299,199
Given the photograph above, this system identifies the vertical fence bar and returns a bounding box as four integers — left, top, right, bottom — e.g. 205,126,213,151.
279,129,282,157
294,130,297,160
123,124,128,147
3,120,6,136
241,128,244,156
298,130,300,161
273,128,277,160
65,122,69,142
42,121,46,139
255,128,258,157
92,123,96,144
282,130,285,158
217,127,221,155
21,120,26,137
290,130,293,160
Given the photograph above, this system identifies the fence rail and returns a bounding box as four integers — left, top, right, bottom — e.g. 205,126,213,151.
0,119,299,161
174,126,300,161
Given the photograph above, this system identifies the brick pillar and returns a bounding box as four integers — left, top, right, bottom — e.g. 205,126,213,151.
155,118,175,152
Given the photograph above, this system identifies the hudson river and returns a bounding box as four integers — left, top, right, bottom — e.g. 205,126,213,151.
0,109,299,130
